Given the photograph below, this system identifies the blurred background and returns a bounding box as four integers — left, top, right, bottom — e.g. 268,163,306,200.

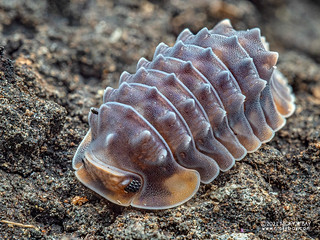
1,0,319,90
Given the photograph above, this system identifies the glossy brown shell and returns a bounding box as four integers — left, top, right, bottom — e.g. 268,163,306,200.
72,19,295,209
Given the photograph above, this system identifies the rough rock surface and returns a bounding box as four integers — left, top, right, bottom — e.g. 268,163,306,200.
0,0,319,239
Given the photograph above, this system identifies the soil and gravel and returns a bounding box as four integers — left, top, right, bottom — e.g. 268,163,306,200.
0,0,319,239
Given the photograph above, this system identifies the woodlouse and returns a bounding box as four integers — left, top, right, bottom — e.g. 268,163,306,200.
73,19,295,209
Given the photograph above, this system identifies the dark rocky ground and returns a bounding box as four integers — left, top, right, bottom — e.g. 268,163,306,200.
0,0,319,239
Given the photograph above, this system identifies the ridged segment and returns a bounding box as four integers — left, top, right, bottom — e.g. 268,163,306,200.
210,19,295,129
153,40,261,152
137,54,247,160
87,102,200,209
178,27,275,143
120,68,235,173
270,69,296,117
103,82,220,183
210,20,278,80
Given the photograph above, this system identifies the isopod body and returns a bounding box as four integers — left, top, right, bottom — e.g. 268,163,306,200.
73,19,295,209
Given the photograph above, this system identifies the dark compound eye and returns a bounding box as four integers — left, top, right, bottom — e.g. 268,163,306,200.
91,107,99,114
124,179,141,193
